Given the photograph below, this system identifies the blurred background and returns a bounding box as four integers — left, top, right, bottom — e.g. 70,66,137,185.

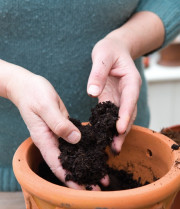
143,34,180,132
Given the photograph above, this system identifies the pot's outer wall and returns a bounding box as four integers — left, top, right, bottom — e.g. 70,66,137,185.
161,124,180,209
13,125,180,209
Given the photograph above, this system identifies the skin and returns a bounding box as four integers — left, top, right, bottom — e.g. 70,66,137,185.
88,11,165,153
0,11,164,190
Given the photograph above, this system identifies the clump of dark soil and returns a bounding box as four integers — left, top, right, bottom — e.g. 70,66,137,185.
38,101,150,190
58,101,119,186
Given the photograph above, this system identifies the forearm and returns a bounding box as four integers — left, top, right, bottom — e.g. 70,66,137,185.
0,59,14,98
0,59,34,102
106,11,165,60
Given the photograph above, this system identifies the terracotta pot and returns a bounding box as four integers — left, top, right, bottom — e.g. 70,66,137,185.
160,125,180,209
13,125,180,209
158,43,180,66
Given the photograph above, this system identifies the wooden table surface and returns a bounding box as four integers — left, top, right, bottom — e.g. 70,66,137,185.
0,192,25,209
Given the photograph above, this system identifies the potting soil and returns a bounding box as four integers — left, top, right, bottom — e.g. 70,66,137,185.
38,101,150,190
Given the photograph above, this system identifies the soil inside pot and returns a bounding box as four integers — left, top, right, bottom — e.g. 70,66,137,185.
161,128,180,145
59,101,119,186
38,161,150,191
38,101,150,190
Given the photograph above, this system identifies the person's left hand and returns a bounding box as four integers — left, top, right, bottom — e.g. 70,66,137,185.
87,37,142,153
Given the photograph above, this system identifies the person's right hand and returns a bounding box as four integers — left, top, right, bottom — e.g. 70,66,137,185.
2,61,104,190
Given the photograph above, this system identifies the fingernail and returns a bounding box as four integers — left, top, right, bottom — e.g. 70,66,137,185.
88,85,100,97
67,131,81,144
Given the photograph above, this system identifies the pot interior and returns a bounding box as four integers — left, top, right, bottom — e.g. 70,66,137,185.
107,128,173,184
27,127,174,186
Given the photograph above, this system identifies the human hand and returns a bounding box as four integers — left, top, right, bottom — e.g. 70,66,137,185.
4,63,106,190
87,37,142,153
87,11,165,153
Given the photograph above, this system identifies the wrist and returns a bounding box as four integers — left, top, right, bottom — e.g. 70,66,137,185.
105,28,135,59
0,60,18,99
105,11,164,60
5,63,34,106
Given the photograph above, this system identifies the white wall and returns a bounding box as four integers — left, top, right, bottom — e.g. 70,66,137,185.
145,59,180,132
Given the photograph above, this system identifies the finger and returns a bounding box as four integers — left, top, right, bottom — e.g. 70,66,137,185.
87,47,113,97
112,107,137,153
38,100,81,144
111,134,126,154
100,175,110,187
26,113,85,190
91,185,101,191
117,80,139,135
41,143,85,190
98,76,120,105
114,61,141,135
53,166,85,190
103,55,141,135
39,136,85,190
66,181,86,190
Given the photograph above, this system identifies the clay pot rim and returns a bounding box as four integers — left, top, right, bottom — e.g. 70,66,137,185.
13,125,180,208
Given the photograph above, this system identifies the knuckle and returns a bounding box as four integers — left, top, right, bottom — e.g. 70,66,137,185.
32,98,50,114
54,121,68,136
91,41,103,59
37,102,48,112
93,70,103,79
93,69,107,82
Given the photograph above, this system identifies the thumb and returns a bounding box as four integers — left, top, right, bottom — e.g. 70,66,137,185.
40,104,81,144
87,44,113,97
21,98,81,144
